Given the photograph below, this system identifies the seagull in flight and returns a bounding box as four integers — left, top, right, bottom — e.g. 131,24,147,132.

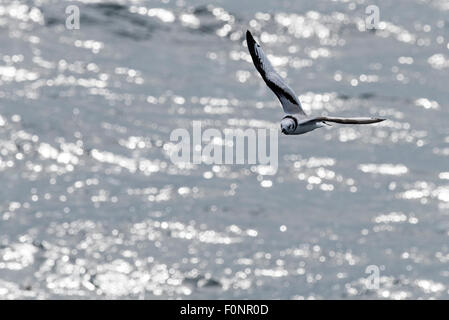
246,30,385,135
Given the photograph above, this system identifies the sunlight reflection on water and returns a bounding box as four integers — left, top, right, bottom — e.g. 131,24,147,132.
0,0,448,299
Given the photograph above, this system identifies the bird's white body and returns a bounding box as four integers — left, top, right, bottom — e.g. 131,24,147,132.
246,30,385,135
293,119,326,135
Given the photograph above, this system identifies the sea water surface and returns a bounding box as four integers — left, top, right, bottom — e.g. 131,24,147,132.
0,0,449,299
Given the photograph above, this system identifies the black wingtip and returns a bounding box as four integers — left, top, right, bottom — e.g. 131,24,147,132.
246,30,255,45
371,118,386,124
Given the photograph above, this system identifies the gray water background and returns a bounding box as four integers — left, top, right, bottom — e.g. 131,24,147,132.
0,0,449,299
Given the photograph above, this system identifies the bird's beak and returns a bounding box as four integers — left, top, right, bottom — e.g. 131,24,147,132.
281,129,287,134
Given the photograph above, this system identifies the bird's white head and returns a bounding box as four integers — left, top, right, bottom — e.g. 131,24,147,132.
280,116,298,135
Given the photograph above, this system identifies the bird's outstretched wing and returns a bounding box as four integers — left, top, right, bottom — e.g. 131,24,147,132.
306,116,385,125
246,30,306,116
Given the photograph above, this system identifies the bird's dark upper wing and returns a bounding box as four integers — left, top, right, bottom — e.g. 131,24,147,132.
246,30,306,116
305,116,386,125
